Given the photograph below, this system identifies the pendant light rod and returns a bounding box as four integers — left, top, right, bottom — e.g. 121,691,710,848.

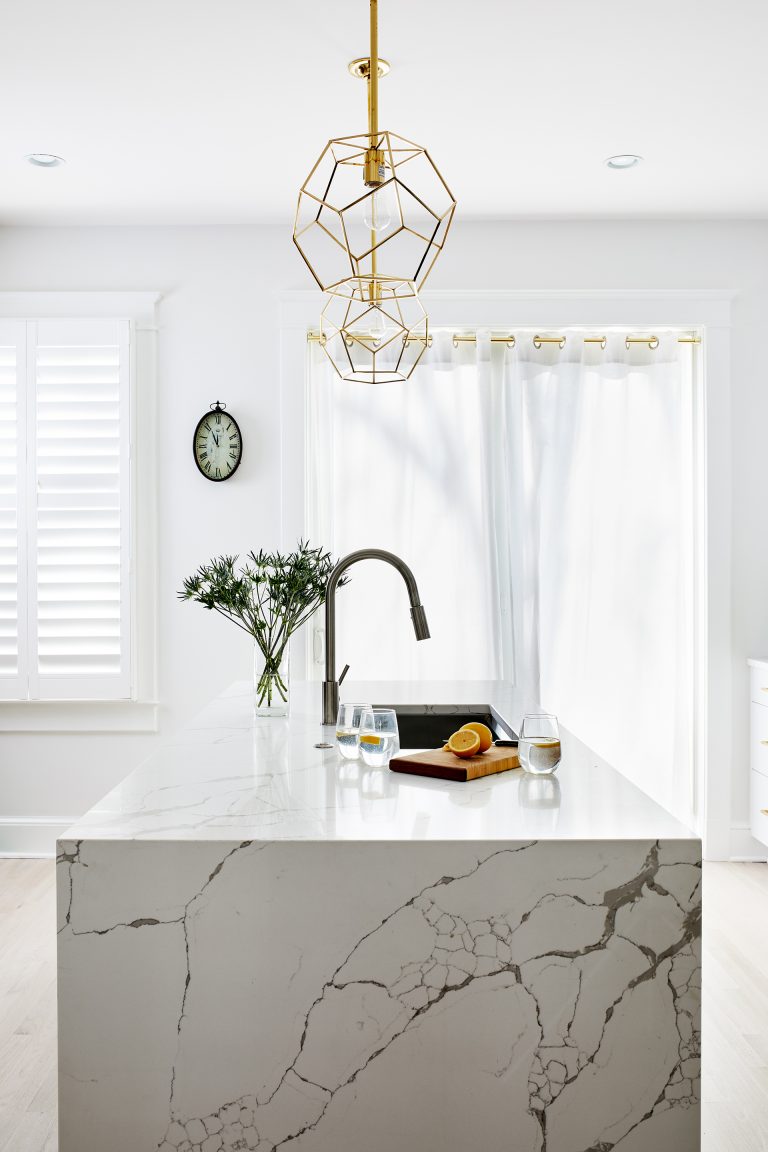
363,0,384,189
367,0,380,298
369,0,379,141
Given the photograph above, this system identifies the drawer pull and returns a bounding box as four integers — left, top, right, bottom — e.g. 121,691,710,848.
761,741,768,747
762,810,768,816
762,688,768,692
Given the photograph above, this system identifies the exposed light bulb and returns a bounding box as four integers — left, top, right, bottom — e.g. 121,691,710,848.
362,183,395,233
369,305,387,341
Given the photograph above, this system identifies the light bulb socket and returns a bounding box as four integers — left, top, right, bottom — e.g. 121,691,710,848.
364,148,386,187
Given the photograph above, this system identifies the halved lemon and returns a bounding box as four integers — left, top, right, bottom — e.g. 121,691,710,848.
460,721,493,753
446,729,482,758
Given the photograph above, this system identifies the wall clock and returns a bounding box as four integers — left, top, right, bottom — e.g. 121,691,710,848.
193,402,243,482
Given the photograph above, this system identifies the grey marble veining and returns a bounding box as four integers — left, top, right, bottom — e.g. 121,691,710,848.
58,837,700,1152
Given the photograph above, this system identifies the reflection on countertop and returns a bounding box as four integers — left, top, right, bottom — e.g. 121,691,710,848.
62,679,696,844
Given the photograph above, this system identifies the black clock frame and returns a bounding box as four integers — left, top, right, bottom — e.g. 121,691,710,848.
193,401,243,482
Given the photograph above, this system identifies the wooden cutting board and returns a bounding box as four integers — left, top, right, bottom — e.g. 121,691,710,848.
389,745,520,782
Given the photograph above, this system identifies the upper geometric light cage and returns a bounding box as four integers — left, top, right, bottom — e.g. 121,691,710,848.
293,130,456,293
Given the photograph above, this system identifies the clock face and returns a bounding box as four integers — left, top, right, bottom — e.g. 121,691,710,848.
193,406,242,481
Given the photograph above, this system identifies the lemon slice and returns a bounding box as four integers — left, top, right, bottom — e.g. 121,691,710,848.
459,722,493,753
359,734,382,746
446,729,482,758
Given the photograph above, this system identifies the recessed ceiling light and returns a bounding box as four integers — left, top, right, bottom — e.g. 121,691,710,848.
605,154,642,170
25,153,65,168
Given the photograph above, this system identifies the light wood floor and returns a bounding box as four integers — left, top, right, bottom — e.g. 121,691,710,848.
0,861,57,1152
0,859,766,1151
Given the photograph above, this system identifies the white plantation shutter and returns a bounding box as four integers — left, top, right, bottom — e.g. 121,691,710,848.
30,320,131,698
0,322,27,699
0,318,132,701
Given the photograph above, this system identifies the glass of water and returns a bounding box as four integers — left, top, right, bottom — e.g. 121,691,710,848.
519,713,561,775
358,707,400,768
336,702,371,760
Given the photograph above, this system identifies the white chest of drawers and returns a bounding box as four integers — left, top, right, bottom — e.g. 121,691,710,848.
749,658,768,847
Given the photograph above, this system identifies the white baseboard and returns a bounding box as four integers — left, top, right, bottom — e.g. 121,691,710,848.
0,817,74,858
729,822,768,862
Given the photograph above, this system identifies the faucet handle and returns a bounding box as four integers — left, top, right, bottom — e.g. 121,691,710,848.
338,663,350,686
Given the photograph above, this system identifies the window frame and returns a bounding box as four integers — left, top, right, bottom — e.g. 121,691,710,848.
0,293,159,732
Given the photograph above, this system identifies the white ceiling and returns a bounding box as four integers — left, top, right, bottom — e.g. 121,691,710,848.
2,0,767,224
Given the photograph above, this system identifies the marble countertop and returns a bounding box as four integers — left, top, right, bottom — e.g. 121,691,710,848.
63,680,696,843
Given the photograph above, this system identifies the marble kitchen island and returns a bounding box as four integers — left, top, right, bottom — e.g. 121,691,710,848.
57,682,701,1152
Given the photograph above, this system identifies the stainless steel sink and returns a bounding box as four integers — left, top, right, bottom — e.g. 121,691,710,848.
372,705,517,749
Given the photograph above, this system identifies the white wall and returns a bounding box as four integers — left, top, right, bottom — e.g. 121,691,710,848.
0,220,764,856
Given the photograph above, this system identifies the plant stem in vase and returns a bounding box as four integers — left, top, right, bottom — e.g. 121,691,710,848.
254,644,290,717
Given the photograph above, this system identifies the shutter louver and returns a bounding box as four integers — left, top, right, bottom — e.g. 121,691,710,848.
30,320,131,699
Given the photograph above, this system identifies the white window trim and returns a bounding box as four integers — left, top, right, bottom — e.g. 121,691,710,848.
0,292,160,732
279,287,734,861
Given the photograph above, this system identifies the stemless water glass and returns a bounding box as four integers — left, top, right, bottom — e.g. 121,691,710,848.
518,713,561,775
358,707,400,768
336,702,371,760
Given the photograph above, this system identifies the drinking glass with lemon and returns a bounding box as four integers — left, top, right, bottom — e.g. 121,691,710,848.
358,708,400,767
518,714,561,775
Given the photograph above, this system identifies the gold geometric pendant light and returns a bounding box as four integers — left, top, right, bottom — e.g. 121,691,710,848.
293,0,456,383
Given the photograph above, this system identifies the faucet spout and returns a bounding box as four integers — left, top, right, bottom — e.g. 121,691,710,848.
322,548,430,724
410,602,430,641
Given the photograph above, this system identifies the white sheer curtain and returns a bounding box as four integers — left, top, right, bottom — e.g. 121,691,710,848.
306,331,516,681
307,330,696,824
516,333,696,825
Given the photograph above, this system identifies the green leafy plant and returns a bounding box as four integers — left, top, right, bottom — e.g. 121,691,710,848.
179,541,346,708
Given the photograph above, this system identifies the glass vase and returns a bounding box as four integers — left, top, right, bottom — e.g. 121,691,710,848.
253,643,290,717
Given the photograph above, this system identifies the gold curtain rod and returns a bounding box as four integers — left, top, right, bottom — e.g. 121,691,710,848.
307,331,702,347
